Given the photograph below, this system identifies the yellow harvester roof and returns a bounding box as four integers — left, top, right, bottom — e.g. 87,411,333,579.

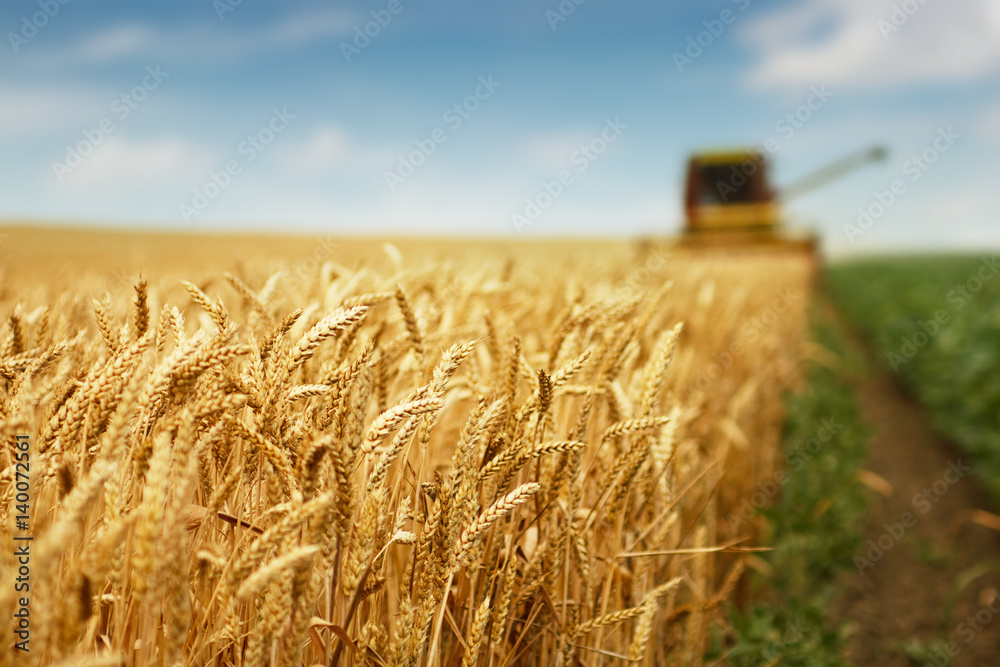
690,148,765,165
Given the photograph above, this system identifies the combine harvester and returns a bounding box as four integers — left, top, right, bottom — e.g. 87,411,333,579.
675,145,886,253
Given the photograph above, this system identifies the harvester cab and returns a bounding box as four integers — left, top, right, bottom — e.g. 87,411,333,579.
681,145,886,245
684,149,779,234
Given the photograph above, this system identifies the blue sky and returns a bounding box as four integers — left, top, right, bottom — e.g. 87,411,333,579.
2,0,999,251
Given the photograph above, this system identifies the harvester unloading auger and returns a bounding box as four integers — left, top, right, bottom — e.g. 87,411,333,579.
678,145,886,249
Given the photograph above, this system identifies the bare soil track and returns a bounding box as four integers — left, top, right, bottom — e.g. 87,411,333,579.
831,310,1000,666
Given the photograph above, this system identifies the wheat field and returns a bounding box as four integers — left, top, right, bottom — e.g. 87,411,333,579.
0,230,813,666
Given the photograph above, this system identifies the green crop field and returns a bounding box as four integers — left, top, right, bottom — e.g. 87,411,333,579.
827,254,1000,499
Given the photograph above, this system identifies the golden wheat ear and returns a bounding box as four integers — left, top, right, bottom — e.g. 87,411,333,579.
5,237,811,666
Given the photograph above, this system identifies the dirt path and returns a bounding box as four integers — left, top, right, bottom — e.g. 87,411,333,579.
830,316,1000,666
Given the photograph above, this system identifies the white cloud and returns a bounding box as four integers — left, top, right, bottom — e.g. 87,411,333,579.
23,10,358,67
276,126,390,174
741,0,1000,89
976,102,1000,142
76,23,154,61
628,194,682,232
923,188,994,231
923,189,1000,247
53,136,215,190
517,130,596,172
278,127,350,172
268,11,357,46
0,84,107,139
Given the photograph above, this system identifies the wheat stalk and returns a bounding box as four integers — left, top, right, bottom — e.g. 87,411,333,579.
1,238,812,666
